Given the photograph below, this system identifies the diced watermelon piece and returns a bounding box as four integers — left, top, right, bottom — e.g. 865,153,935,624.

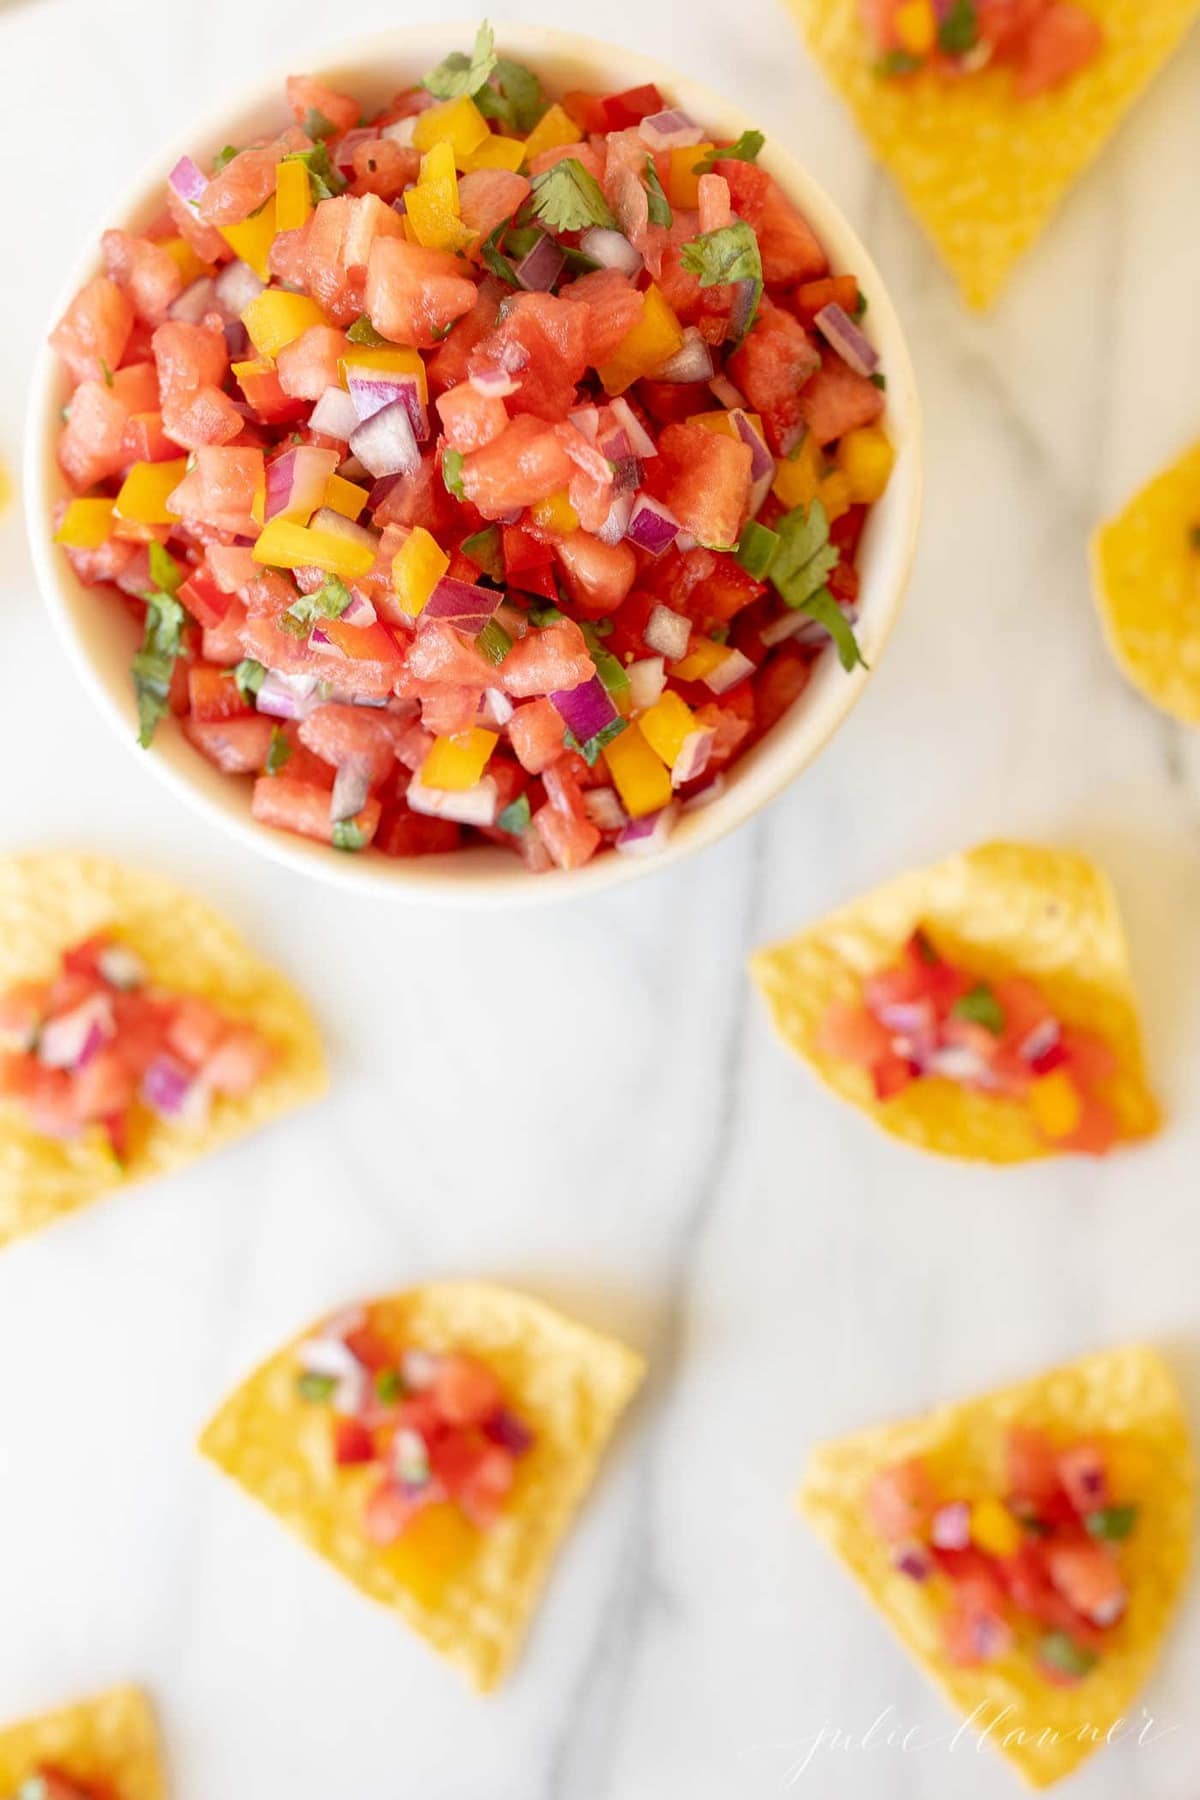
468,292,590,421
188,662,252,722
601,84,665,129
167,447,266,536
164,182,227,265
251,774,381,847
377,807,462,857
401,620,497,690
101,228,184,326
366,237,478,348
509,698,567,774
817,1001,893,1065
350,136,420,201
286,73,361,137
867,1457,937,1541
797,351,885,447
298,702,405,785
643,420,752,550
499,619,595,698
197,127,308,226
426,278,506,392
554,532,637,617
183,713,277,774
717,161,828,285
457,169,531,239
1015,1,1104,96
754,644,812,735
436,382,509,453
561,267,646,366
1006,1426,1062,1506
534,802,601,870
50,275,134,385
460,415,574,517
728,297,821,454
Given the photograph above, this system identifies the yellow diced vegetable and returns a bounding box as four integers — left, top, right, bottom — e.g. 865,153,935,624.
521,103,583,165
159,236,211,285
275,158,313,233
324,473,369,522
54,497,116,549
670,639,728,683
421,728,498,791
603,723,673,818
895,0,937,54
380,1502,475,1603
412,95,490,160
839,426,896,504
1029,1070,1083,1139
597,285,685,396
252,517,376,579
218,198,277,280
113,458,188,526
340,346,429,402
530,490,579,535
392,526,449,618
668,144,714,209
459,134,527,174
772,433,825,510
241,289,328,358
817,471,852,524
970,1498,1022,1559
406,141,473,253
693,410,765,444
638,691,697,766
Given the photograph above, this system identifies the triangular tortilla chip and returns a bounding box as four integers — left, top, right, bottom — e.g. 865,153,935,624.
798,1346,1194,1788
0,1687,166,1800
749,840,1159,1162
0,852,327,1248
787,0,1200,309
199,1281,645,1691
1091,441,1200,725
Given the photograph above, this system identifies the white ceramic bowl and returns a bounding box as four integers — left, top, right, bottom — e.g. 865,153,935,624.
26,22,922,907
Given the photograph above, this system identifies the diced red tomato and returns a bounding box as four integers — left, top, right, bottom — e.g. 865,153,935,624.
334,1417,376,1465
1015,1,1104,97
867,1457,937,1542
754,644,813,735
600,83,665,129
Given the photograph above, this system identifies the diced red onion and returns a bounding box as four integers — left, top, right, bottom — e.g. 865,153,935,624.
893,1543,934,1582
610,457,642,492
479,687,515,729
98,944,146,991
1020,1018,1061,1064
347,370,428,441
671,727,714,787
168,154,208,208
759,612,810,649
483,1408,536,1454
616,802,678,855
597,490,634,546
583,786,628,832
703,647,756,694
708,373,746,410
931,1501,972,1550
299,1334,370,1416
729,410,774,484
495,599,528,640
627,656,666,712
255,669,320,721
265,446,339,524
654,327,715,384
308,623,341,653
349,399,420,479
141,1054,209,1127
644,603,690,661
224,321,250,361
638,108,704,150
596,423,634,464
407,772,499,827
970,1613,1013,1662
213,259,264,318
925,1044,995,1086
1090,1588,1128,1628
607,396,657,459
469,365,520,399
568,405,601,443
515,232,567,292
401,1348,439,1389
551,673,617,743
578,227,643,277
628,497,681,558
814,303,880,379
327,689,390,708
421,576,501,635
339,590,377,627
330,757,373,824
38,994,115,1071
309,384,361,442
169,277,218,323
729,278,758,344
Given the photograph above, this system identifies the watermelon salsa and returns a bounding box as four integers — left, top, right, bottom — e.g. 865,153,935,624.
296,1307,533,1550
818,930,1125,1153
871,1428,1137,1683
0,935,273,1157
50,24,896,874
866,0,1103,95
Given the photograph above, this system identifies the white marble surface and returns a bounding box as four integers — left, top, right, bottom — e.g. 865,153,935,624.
1,0,1199,1794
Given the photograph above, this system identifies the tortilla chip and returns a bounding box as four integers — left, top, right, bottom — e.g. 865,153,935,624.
0,852,326,1248
799,1346,1194,1788
0,1687,166,1800
788,0,1200,309
199,1281,645,1691
749,840,1159,1162
1091,441,1200,725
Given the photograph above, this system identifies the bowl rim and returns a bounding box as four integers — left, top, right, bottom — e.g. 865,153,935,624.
25,19,923,909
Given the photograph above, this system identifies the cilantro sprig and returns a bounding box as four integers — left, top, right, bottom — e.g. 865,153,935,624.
233,658,266,702
281,574,354,636
282,142,345,202
132,544,187,748
769,500,866,673
952,984,1006,1035
442,448,466,499
477,56,545,133
530,158,616,233
424,21,498,100
696,130,765,172
679,220,763,343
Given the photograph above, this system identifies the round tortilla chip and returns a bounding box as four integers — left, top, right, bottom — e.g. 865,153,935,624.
1091,441,1200,725
749,840,1159,1162
798,1346,1195,1788
0,851,327,1247
788,0,1200,310
0,1687,166,1800
199,1281,645,1691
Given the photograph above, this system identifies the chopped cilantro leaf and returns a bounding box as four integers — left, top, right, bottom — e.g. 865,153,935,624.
873,48,924,76
302,107,337,140
475,619,513,666
529,603,565,627
283,142,346,202
462,525,504,580
644,157,673,228
854,289,868,320
282,573,353,635
233,658,266,701
735,519,780,580
424,22,498,100
148,541,184,595
769,500,866,672
442,448,466,499
952,983,1006,1035
794,588,867,673
869,372,887,390
679,220,762,343
1085,1505,1138,1541
591,646,631,703
332,818,368,852
530,158,617,233
375,1367,402,1404
480,223,521,287
564,717,629,766
265,725,292,775
297,1371,337,1402
132,590,186,748
212,144,240,171
497,792,532,835
347,316,390,347
1038,1633,1098,1680
938,0,979,53
477,56,545,133
696,129,765,172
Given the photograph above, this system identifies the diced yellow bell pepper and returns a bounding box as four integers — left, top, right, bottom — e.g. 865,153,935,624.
113,458,188,526
275,157,313,233
895,0,937,54
324,473,369,522
603,723,673,818
459,134,527,174
381,1502,475,1603
412,94,490,160
218,198,277,280
521,103,583,165
159,235,212,286
252,517,376,579
969,1498,1023,1559
1029,1070,1083,1140
54,497,116,549
392,526,450,618
597,285,685,396
772,433,825,510
693,410,765,445
817,471,852,524
339,346,429,402
421,728,498,792
530,490,579,535
638,691,697,767
670,639,729,683
406,141,473,253
241,289,329,358
839,426,896,505
668,144,714,210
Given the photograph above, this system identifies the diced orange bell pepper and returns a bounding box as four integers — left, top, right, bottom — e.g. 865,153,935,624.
159,235,212,286
113,458,188,525
530,490,579,535
603,722,673,817
839,426,895,504
1030,1070,1084,1140
597,285,685,396
324,473,369,521
392,526,449,617
421,728,498,791
772,433,825,510
412,95,490,160
521,103,583,165
242,289,328,358
671,639,731,683
668,144,714,209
